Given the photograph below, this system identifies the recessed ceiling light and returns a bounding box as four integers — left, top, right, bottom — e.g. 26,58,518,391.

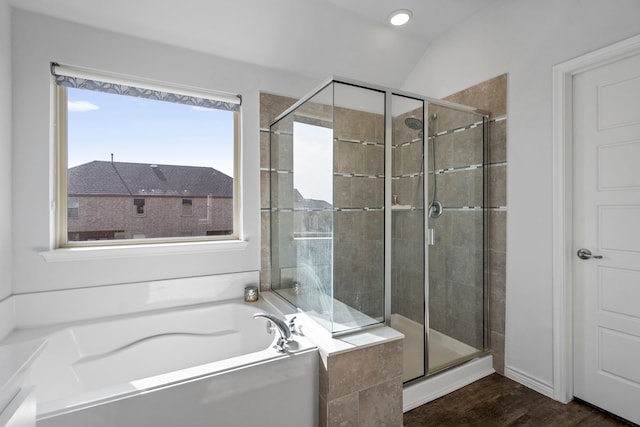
389,9,412,26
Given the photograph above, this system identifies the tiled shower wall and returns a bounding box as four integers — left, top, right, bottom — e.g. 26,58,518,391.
443,74,508,374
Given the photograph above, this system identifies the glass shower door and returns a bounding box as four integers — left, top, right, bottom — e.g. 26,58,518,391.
390,94,426,383
426,104,486,373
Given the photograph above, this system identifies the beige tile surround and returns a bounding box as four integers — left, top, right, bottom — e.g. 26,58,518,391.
319,339,404,426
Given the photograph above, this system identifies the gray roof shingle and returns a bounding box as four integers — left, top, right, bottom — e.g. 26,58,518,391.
68,161,232,198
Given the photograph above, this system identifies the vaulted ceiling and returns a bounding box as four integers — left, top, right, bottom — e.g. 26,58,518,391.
10,0,499,88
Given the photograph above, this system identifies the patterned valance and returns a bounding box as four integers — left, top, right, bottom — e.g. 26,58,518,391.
52,63,241,112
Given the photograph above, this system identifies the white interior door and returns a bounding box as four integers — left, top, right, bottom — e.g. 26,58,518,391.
572,51,640,424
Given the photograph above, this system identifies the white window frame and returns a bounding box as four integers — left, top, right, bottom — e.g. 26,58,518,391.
54,63,241,249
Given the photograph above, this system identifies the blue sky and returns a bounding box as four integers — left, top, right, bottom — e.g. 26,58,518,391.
67,88,235,177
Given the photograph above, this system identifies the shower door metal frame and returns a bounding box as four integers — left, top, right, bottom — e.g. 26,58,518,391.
384,91,393,337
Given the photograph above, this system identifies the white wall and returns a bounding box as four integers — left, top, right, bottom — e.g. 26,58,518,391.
0,0,12,301
11,10,317,294
402,0,640,394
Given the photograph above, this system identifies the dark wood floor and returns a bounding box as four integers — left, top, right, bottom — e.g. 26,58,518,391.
404,374,637,426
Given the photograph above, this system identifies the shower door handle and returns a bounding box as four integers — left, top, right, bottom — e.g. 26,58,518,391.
577,248,603,260
427,229,435,246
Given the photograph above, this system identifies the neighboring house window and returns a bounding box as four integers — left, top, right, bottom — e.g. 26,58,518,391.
133,198,146,216
67,197,79,218
182,198,193,216
53,63,240,247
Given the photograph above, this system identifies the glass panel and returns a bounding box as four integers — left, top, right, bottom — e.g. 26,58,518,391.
332,82,385,334
271,84,335,331
426,104,486,373
270,81,386,335
391,94,426,382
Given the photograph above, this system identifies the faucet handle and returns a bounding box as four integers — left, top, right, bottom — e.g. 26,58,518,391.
275,337,287,353
289,316,303,336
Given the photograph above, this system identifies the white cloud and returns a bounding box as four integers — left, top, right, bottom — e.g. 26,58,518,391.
68,100,99,112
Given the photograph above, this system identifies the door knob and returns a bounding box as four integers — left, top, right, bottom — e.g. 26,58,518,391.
577,248,603,260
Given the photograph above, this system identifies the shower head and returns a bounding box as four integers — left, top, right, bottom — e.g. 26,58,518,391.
404,116,423,130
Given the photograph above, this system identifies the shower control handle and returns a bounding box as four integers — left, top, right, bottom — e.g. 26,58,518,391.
577,248,603,260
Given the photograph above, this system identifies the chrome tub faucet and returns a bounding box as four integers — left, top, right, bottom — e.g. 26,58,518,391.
253,312,293,353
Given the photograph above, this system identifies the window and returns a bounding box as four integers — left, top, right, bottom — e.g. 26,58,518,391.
54,63,240,247
182,198,193,216
133,198,146,216
67,197,79,218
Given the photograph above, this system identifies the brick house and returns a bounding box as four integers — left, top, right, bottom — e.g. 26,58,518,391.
67,160,233,241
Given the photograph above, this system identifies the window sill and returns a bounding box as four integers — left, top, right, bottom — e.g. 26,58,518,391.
40,240,249,263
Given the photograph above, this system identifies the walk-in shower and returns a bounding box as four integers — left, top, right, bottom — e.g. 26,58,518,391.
269,77,488,384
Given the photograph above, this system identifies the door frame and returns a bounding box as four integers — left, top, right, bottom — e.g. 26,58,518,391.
552,34,640,404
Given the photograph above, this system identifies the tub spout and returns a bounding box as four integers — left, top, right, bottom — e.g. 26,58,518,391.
253,312,292,352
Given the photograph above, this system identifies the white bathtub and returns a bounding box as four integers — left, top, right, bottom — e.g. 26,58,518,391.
2,296,318,427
